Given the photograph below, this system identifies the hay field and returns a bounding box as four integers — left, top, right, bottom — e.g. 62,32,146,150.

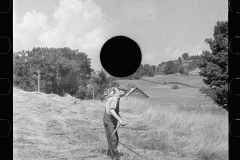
118,75,215,110
13,87,228,160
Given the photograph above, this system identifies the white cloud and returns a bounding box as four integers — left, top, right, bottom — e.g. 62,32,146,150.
172,48,186,57
163,47,184,59
163,43,204,60
142,44,204,65
14,0,111,54
142,51,169,65
14,10,50,51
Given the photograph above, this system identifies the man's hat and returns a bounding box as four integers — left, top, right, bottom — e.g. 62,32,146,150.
118,85,129,92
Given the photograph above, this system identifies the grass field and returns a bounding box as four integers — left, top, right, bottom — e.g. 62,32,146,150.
142,74,205,88
13,79,228,160
117,75,216,111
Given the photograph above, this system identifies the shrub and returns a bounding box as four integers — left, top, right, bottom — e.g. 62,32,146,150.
172,85,179,89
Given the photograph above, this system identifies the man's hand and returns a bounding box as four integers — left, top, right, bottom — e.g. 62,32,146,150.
110,109,127,126
119,120,127,126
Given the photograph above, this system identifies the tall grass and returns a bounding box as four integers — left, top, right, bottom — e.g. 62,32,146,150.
121,97,228,160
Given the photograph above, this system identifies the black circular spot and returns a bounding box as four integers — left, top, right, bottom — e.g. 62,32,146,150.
100,36,142,77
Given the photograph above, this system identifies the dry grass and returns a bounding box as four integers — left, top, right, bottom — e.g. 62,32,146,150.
121,97,228,160
13,87,107,160
14,87,228,160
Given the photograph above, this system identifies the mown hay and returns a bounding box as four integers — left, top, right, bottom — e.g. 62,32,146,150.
14,87,228,160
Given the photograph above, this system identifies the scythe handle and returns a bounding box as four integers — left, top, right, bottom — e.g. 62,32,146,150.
111,122,121,137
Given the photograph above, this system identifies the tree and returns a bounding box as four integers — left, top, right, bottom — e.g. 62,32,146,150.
187,59,199,71
86,68,119,100
148,65,156,77
182,53,189,60
157,62,167,75
155,64,162,75
178,57,182,63
151,65,157,73
13,47,92,98
13,50,38,91
97,68,110,96
184,65,189,75
163,61,175,75
198,21,228,110
138,64,144,77
173,60,182,73
143,64,151,76
177,64,184,74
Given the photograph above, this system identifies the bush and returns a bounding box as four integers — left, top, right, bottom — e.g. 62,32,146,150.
172,85,179,89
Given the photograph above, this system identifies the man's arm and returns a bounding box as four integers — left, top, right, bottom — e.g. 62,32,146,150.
110,109,127,126
109,98,124,124
110,109,122,122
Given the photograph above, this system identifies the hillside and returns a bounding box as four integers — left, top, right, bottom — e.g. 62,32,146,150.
142,74,205,87
13,87,228,160
117,75,214,108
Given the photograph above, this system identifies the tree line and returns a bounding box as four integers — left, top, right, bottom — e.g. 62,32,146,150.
13,47,118,100
154,54,201,76
111,53,201,81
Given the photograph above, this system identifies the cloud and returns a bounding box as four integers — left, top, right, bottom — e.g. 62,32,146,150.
14,0,111,54
163,47,184,58
163,43,204,60
142,44,204,65
142,51,169,65
171,46,203,58
14,10,50,51
172,48,186,57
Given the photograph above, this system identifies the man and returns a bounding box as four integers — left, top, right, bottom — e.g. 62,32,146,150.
103,85,128,160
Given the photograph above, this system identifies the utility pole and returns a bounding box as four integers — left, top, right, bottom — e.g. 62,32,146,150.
93,85,94,100
87,84,94,100
37,69,40,92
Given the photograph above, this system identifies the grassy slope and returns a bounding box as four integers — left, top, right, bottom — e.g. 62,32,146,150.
117,75,214,108
142,74,205,87
14,87,228,160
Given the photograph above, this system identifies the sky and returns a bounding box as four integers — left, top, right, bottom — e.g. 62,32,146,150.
13,0,228,70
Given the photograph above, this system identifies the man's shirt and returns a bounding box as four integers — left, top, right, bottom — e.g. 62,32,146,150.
105,96,119,115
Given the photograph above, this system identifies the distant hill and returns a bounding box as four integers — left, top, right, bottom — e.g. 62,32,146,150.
155,58,198,76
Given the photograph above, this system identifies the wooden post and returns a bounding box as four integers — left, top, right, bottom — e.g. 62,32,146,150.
38,69,40,92
93,85,94,100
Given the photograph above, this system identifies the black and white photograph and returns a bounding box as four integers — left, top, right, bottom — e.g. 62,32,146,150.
13,0,228,159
